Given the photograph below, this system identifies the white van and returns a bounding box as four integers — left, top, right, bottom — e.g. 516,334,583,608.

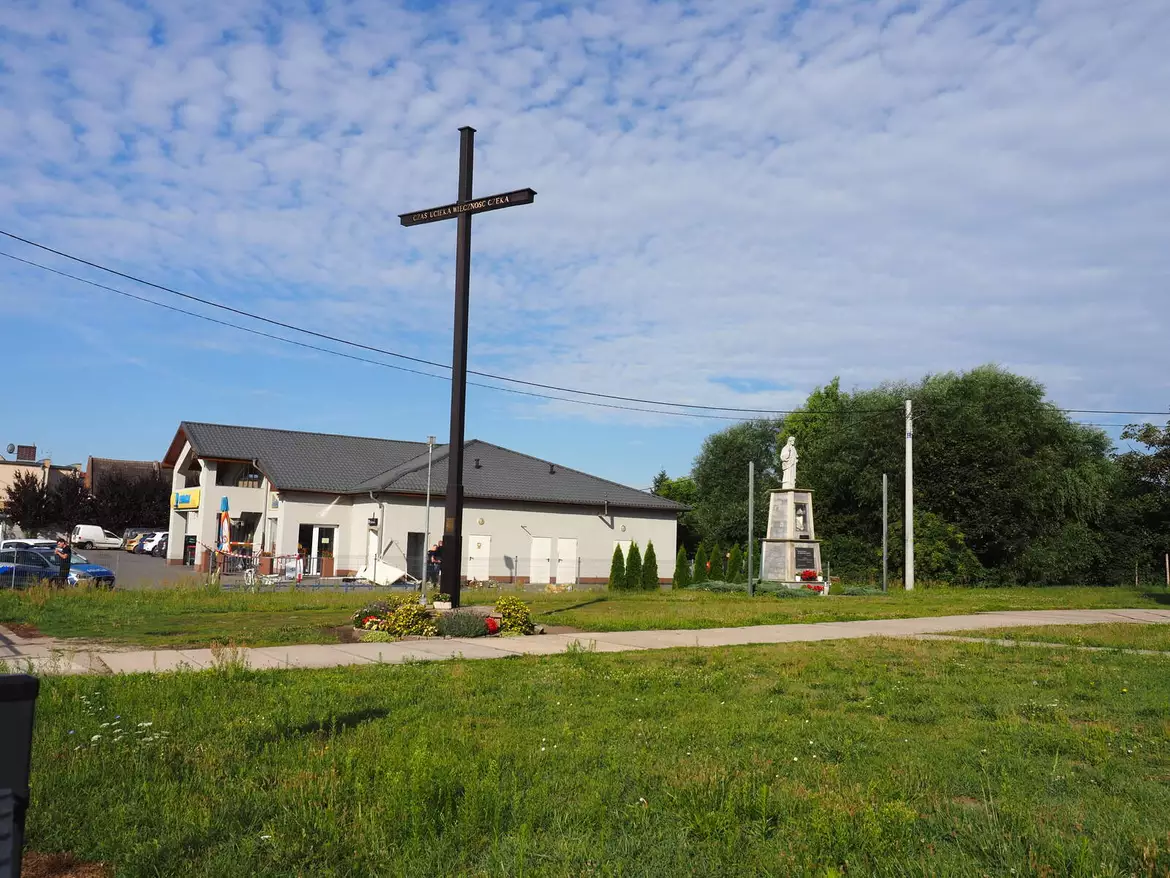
72,525,124,550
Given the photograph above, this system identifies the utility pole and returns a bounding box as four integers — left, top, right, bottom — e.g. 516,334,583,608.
747,460,755,597
905,399,914,591
882,472,888,593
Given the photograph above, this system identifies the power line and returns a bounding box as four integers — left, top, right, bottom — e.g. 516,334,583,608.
0,228,850,416
2,228,1167,422
0,249,750,421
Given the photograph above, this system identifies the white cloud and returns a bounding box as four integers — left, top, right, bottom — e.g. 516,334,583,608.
1,0,1168,424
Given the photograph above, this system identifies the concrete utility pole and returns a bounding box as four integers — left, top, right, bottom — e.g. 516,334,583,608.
882,472,888,593
905,399,915,591
747,460,755,597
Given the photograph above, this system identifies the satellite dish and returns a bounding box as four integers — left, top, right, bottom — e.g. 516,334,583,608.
5,444,14,454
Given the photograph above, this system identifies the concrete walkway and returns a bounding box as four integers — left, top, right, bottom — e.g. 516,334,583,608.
3,608,1170,675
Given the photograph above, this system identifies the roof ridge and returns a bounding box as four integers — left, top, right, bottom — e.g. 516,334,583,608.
356,444,451,492
181,420,427,447
468,440,656,498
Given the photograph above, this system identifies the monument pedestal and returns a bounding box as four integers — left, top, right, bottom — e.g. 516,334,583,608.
760,488,823,587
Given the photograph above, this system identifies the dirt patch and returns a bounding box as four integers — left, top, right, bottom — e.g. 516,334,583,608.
328,625,361,643
23,851,111,878
6,623,43,639
542,625,582,635
951,796,983,808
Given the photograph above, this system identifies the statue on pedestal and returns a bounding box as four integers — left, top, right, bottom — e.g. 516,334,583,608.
780,436,799,490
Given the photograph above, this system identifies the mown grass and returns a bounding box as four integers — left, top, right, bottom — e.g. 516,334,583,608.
1,583,1167,648
20,636,1170,877
951,622,1170,652
510,585,1170,632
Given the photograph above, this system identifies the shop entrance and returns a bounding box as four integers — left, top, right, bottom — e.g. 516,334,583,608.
297,524,337,575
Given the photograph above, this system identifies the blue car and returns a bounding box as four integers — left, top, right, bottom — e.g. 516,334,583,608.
30,547,116,589
0,548,60,588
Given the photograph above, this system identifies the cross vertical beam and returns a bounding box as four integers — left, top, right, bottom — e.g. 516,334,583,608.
441,126,476,607
400,126,535,608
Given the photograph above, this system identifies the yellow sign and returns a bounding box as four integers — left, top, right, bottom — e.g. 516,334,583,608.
173,488,201,510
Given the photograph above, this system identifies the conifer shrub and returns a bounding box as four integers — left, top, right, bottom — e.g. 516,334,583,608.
641,541,659,590
608,545,626,590
672,546,690,588
692,543,708,584
727,545,744,583
625,543,643,590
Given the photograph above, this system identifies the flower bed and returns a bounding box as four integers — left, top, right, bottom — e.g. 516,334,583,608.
352,595,534,641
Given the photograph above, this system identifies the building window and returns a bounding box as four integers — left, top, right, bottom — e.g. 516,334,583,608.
215,462,263,488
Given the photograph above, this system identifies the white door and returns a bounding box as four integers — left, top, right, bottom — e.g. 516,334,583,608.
366,528,379,570
529,537,552,584
556,538,578,585
467,535,490,581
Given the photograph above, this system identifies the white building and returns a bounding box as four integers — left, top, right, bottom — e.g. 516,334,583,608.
162,422,682,584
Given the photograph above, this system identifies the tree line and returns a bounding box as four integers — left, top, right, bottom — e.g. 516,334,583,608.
654,365,1170,586
2,470,170,537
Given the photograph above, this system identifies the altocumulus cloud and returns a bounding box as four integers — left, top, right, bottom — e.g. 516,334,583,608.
0,0,1168,419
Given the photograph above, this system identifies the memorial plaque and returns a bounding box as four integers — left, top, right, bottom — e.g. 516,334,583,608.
794,546,816,570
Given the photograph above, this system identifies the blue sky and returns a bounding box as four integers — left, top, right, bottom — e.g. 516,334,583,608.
1,0,1168,486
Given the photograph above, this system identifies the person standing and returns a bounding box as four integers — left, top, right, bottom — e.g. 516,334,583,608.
54,537,72,587
426,539,443,584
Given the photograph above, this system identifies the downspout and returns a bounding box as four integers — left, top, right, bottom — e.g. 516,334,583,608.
369,491,384,581
256,459,270,553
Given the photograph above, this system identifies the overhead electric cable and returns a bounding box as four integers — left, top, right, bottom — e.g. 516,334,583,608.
0,229,900,416
2,229,1166,421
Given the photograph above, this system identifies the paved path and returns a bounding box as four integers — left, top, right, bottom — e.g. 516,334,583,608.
3,608,1170,675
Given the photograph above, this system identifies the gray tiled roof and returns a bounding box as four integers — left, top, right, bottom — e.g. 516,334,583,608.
179,422,426,493
175,423,684,512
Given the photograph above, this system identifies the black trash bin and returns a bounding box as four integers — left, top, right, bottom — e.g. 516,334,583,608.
0,674,40,878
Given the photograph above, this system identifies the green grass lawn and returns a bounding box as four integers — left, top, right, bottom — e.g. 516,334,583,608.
22,635,1170,877
1,583,1167,648
950,622,1170,652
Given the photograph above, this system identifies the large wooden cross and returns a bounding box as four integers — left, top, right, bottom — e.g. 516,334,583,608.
400,126,536,607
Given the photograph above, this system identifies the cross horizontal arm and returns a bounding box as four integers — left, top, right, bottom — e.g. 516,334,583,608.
399,187,537,227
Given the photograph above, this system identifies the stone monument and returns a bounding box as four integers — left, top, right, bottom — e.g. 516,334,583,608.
760,438,823,586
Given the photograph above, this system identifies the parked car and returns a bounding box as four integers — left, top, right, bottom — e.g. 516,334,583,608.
151,534,169,558
30,547,116,589
0,548,59,588
0,539,59,552
71,525,123,550
136,531,166,555
121,528,155,550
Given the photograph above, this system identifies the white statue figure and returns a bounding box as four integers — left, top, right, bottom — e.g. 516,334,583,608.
780,436,799,490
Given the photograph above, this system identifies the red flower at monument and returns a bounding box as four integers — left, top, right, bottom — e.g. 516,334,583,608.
485,617,500,634
799,569,818,582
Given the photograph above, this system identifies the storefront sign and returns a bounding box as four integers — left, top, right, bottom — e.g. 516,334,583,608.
173,488,201,510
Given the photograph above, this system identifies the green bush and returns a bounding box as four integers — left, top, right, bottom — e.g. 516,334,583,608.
692,543,708,584
608,545,626,591
354,595,437,637
708,543,724,581
359,630,397,643
625,543,643,590
672,546,690,588
495,596,534,634
352,595,417,628
727,545,744,583
641,542,659,590
437,611,488,638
